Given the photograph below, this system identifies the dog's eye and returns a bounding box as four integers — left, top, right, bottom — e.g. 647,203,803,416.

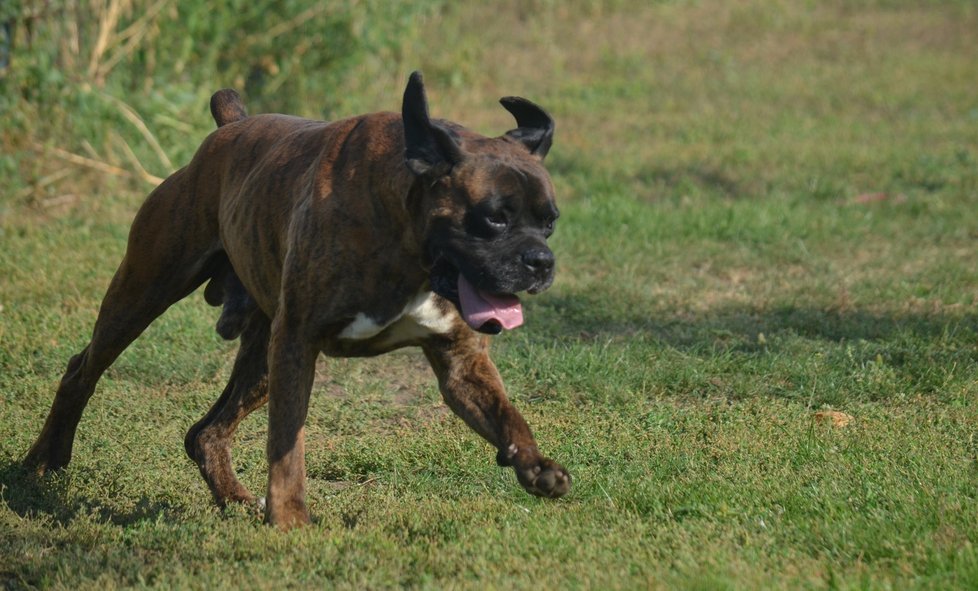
485,212,508,230
544,218,556,236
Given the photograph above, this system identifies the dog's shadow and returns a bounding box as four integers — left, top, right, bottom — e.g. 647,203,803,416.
529,281,977,344
0,460,186,528
522,292,978,405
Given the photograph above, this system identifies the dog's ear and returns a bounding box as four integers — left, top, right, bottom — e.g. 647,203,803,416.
500,96,554,160
402,71,463,177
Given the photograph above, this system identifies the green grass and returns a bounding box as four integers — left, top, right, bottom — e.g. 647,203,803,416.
2,0,978,588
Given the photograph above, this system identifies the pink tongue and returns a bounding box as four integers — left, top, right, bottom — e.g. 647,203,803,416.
457,275,524,331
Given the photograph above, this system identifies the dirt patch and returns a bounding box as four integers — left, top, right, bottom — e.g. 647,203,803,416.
312,350,450,429
813,410,853,428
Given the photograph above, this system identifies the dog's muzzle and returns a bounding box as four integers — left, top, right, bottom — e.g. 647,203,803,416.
429,245,555,334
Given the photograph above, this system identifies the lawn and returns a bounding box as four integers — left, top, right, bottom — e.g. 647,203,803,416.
2,0,977,588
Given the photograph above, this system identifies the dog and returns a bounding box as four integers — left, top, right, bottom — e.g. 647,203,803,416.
23,72,571,529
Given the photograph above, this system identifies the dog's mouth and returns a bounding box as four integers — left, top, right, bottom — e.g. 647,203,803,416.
430,258,523,335
458,276,524,333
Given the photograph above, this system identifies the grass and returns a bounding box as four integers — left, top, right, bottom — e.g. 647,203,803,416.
2,0,978,588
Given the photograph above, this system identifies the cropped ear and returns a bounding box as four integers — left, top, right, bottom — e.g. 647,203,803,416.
500,96,555,160
402,71,463,177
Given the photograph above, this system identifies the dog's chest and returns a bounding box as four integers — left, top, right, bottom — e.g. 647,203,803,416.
337,292,455,348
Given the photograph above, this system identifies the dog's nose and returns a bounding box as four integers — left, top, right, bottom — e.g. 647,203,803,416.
521,248,554,274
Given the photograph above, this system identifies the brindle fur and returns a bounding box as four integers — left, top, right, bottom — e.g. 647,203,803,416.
23,73,570,529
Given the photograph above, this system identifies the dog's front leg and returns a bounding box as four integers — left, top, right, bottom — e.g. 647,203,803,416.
264,312,319,530
423,335,571,499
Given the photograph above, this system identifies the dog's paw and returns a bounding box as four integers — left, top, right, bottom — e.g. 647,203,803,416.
514,456,571,499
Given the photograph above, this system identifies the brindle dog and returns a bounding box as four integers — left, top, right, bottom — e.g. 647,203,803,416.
24,72,570,529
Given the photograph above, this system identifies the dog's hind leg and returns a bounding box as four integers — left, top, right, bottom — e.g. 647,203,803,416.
23,260,214,474
184,311,270,506
23,171,222,475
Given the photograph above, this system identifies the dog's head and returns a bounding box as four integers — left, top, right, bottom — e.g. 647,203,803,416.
402,72,559,335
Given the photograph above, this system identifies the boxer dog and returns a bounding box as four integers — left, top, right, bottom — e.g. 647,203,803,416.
24,72,570,529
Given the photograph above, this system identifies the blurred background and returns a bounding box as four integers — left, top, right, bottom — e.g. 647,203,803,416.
5,0,975,215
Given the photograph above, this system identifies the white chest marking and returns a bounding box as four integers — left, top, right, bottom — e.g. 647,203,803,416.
338,292,455,341
338,313,388,340
405,292,456,335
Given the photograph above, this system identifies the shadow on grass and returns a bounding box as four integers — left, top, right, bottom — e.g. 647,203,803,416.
0,460,186,527
533,292,978,350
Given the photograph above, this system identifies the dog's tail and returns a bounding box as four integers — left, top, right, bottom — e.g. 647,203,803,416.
210,89,248,127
